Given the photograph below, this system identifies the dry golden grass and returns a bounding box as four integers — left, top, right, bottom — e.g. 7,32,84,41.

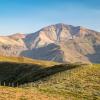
0,56,59,67
32,64,100,100
0,55,100,100
0,86,62,100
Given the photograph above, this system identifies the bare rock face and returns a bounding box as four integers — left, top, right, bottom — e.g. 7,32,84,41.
0,24,100,63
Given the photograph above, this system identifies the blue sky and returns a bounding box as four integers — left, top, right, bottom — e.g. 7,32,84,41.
0,0,100,35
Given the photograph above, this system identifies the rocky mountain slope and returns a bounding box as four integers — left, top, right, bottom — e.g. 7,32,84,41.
0,23,100,63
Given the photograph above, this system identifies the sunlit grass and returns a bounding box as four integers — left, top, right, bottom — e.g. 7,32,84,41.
0,86,60,100
0,56,59,67
32,64,100,100
0,56,99,100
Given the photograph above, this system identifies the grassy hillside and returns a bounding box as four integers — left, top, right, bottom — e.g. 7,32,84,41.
0,62,79,86
0,61,81,100
0,56,59,67
25,64,100,100
0,56,99,100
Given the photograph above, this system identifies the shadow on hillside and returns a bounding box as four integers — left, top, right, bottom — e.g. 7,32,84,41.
0,62,42,86
20,43,64,62
86,45,100,63
0,62,80,86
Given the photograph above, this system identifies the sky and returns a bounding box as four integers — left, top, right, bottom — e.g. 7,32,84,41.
0,0,100,35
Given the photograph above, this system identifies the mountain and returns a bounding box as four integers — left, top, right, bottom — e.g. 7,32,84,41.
0,33,26,56
0,23,100,63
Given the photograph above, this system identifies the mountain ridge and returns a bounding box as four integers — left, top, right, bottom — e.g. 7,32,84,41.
0,23,100,63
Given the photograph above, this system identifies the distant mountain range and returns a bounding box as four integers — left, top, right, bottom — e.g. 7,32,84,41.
0,23,100,63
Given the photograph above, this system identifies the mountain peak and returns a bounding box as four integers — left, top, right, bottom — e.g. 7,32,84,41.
43,23,88,32
55,23,66,26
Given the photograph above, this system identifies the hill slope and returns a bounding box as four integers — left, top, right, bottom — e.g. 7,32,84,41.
27,64,100,100
0,62,99,100
0,61,79,86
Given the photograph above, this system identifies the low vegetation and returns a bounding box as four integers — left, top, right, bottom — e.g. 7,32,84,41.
0,56,100,100
25,64,100,100
0,86,60,100
0,61,79,86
